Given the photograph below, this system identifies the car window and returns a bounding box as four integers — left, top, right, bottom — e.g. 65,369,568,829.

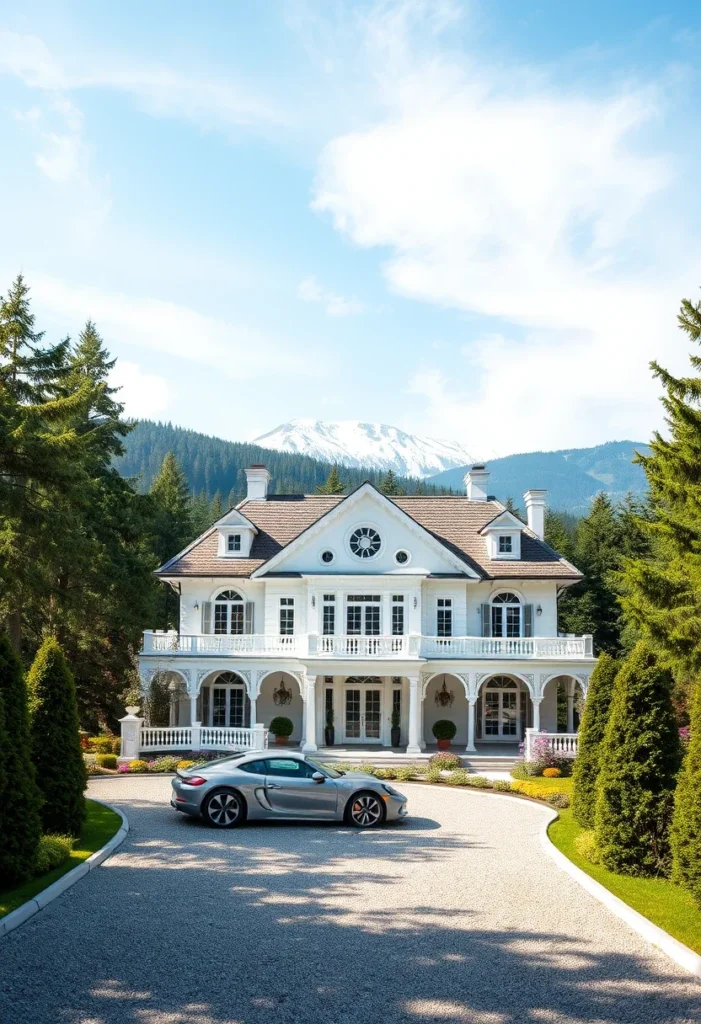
264,758,318,779
238,760,267,775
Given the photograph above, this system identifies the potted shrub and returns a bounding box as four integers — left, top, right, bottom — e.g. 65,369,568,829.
324,707,335,747
269,716,294,746
391,707,401,747
432,719,456,750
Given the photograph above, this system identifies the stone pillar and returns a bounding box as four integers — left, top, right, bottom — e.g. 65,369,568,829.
407,675,421,755
466,697,477,754
566,679,575,733
253,723,266,750
118,712,144,765
302,674,317,752
532,697,542,733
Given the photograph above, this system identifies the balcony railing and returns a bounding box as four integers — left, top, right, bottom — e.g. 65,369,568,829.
142,631,593,660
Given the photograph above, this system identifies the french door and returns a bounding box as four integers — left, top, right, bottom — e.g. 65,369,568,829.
344,687,382,743
483,689,519,740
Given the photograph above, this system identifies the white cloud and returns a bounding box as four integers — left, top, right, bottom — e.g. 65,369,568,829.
297,275,364,316
31,273,325,381
311,1,700,453
110,360,172,420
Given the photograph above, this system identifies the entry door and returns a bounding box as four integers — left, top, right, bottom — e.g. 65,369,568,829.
483,690,519,740
344,688,382,743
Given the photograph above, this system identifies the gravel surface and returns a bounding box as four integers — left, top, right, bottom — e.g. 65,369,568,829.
1,777,699,1024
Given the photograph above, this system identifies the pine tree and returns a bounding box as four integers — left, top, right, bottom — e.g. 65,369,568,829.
149,452,193,565
317,466,345,494
209,491,224,523
619,289,701,674
544,510,575,561
28,638,87,836
670,684,701,905
503,497,523,519
594,642,682,876
379,470,406,496
571,652,618,828
0,630,42,883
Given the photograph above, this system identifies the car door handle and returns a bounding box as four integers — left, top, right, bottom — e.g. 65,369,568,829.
267,782,281,789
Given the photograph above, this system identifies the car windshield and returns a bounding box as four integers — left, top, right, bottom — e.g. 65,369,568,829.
306,757,343,779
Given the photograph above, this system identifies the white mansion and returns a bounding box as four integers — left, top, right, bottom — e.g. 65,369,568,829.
135,465,595,759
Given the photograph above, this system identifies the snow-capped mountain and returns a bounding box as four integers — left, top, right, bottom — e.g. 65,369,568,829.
252,419,478,479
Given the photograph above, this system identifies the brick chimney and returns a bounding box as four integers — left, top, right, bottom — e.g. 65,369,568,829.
245,465,271,500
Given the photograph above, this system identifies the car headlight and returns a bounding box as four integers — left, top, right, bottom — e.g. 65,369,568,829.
381,784,399,797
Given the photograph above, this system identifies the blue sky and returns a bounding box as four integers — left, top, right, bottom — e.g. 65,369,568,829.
1,0,701,458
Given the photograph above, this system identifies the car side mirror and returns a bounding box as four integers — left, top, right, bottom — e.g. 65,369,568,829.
311,772,325,783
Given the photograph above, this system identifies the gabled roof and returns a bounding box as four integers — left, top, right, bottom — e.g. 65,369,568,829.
479,509,526,534
156,491,582,581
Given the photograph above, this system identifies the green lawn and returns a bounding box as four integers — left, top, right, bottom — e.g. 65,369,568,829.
0,799,122,919
549,808,701,955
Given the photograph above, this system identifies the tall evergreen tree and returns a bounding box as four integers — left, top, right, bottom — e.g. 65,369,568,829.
149,452,193,565
0,630,42,883
317,466,346,494
670,684,701,906
594,642,682,876
28,638,87,836
571,653,618,828
209,490,224,523
379,470,406,496
620,289,701,674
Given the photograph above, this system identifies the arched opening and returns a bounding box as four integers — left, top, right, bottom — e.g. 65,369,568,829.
476,674,532,744
143,671,189,726
257,672,303,745
423,674,468,747
540,675,586,733
197,671,250,728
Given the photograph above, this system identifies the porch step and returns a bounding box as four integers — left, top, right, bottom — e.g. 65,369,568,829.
316,749,517,773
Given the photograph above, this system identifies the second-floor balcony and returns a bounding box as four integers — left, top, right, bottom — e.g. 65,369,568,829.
141,631,594,660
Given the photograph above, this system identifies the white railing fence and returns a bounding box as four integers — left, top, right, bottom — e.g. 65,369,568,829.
524,729,579,761
143,631,303,656
308,634,420,658
118,715,267,762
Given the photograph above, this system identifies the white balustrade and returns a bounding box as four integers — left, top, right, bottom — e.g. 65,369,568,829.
141,631,592,660
524,729,579,760
139,726,193,751
138,724,266,754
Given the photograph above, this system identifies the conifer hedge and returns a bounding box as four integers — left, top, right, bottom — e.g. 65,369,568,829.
671,684,701,905
0,630,42,884
594,642,682,876
28,638,87,837
571,653,618,828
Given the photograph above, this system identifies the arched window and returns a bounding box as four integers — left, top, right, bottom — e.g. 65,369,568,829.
214,590,244,635
490,592,522,638
204,671,250,728
485,675,518,689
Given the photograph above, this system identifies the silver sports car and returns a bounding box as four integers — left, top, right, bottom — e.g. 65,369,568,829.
171,750,408,828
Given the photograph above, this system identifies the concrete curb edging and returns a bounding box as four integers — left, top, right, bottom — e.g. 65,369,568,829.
539,810,701,980
0,800,129,940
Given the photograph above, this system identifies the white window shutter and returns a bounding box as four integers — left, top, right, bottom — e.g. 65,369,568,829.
481,604,491,637
524,604,533,637
201,601,212,634
245,601,254,634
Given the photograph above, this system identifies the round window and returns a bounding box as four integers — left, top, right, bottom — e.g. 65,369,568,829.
320,550,335,564
349,527,381,559
395,549,410,565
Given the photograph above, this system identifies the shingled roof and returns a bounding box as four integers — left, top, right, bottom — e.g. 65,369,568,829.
157,491,581,581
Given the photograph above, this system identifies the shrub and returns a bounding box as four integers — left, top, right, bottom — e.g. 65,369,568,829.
542,767,562,778
0,630,42,884
594,642,682,877
128,759,150,773
176,759,195,770
97,754,117,770
428,752,462,771
409,762,428,776
426,767,443,784
432,719,457,741
27,638,87,837
112,738,121,756
117,763,129,774
35,834,74,875
510,760,541,779
91,737,114,755
546,792,570,808
572,652,618,828
395,767,414,782
671,683,701,906
575,830,601,865
359,762,379,776
510,780,569,802
269,716,293,737
446,769,470,786
492,780,512,792
148,756,180,773
464,775,491,788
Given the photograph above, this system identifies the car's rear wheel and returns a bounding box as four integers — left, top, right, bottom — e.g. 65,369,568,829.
202,789,245,828
346,791,385,828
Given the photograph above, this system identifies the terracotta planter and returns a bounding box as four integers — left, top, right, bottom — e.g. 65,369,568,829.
274,735,289,746
437,738,451,750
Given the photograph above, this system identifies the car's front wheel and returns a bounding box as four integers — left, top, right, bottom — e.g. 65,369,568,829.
346,791,385,828
202,789,245,828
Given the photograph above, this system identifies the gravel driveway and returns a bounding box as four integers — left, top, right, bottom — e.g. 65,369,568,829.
1,777,699,1024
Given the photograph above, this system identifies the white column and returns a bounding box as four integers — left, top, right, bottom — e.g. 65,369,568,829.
466,698,477,754
189,693,198,727
118,713,144,765
532,697,542,733
566,680,575,733
382,592,392,636
407,675,421,755
302,674,317,752
419,688,426,750
249,695,257,728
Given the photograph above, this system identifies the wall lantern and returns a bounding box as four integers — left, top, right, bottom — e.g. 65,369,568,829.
194,601,200,612
413,596,418,609
311,595,316,608
536,605,542,616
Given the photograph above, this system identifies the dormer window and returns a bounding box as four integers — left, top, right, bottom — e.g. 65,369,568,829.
480,511,523,560
227,534,241,553
498,535,513,555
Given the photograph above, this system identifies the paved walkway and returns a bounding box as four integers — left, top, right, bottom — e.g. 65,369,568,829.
1,778,699,1023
